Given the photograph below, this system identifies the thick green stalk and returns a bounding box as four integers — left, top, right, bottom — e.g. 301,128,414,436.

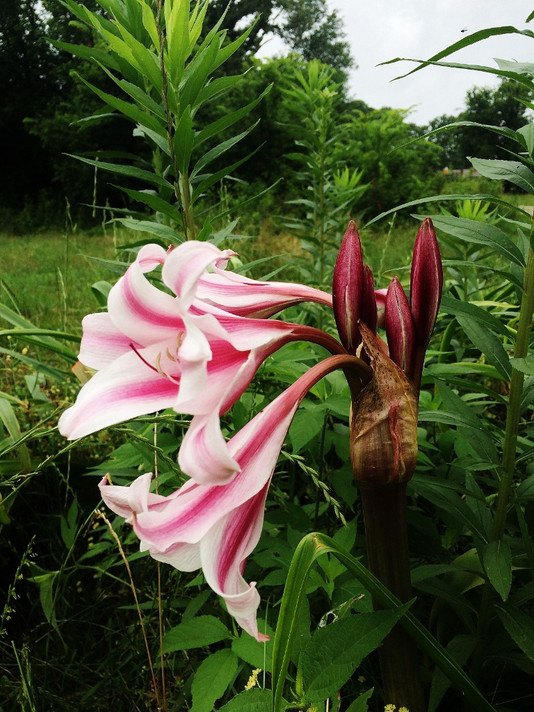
492,246,534,540
476,245,534,657
359,483,425,712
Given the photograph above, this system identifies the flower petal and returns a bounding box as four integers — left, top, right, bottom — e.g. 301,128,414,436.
197,270,332,318
58,348,178,439
201,484,271,641
162,242,236,310
78,313,136,370
107,250,184,346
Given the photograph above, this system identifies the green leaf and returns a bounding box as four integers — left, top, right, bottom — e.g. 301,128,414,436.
114,186,182,222
195,87,270,147
67,154,173,191
91,280,112,307
174,105,195,174
115,218,183,242
429,635,477,712
517,474,534,499
455,314,512,380
470,157,534,194
497,605,534,661
162,615,231,652
301,609,409,703
139,0,159,47
483,540,512,602
289,403,325,453
510,355,534,376
0,303,78,362
428,215,525,266
231,620,273,672
440,294,512,339
218,688,272,711
165,0,191,86
77,66,165,132
411,475,488,543
190,649,238,712
345,688,374,712
384,25,534,81
435,382,499,465
180,34,221,110
272,533,497,712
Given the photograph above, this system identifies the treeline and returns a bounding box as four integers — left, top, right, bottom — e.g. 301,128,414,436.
0,0,530,233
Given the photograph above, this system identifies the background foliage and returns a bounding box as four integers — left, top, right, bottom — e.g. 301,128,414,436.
2,2,534,711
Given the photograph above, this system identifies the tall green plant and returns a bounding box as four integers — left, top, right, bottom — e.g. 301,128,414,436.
376,15,534,705
282,60,368,293
52,0,268,241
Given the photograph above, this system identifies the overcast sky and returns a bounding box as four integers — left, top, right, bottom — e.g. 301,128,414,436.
259,1,534,125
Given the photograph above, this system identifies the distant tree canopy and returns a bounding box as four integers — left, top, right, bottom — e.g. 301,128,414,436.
426,78,532,169
0,1,531,231
204,0,354,78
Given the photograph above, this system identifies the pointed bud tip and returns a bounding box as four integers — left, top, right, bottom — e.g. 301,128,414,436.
385,277,415,376
333,221,364,354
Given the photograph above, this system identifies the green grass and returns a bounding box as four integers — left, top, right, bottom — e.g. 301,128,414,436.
1,230,123,332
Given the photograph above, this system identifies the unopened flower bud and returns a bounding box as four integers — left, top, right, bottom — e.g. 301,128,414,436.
409,218,443,389
333,221,364,354
410,218,442,349
350,324,418,486
385,277,415,376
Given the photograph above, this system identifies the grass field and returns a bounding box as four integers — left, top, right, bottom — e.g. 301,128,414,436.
1,231,126,332
0,219,422,333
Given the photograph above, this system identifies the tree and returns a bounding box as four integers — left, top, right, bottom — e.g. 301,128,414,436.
425,78,533,169
345,108,443,214
0,1,59,216
204,0,353,78
459,78,532,162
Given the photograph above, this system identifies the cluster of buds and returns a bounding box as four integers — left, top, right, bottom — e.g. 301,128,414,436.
332,219,442,486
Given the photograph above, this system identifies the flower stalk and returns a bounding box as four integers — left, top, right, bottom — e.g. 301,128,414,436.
359,483,425,712
334,219,442,711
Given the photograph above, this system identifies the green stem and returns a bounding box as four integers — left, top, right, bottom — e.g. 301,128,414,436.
180,173,196,240
359,483,425,712
492,246,534,540
476,245,534,656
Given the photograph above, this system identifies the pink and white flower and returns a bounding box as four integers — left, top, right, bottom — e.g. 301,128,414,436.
100,355,362,641
59,221,442,639
58,242,344,484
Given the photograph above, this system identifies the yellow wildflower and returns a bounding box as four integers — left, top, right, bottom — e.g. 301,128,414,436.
244,668,262,691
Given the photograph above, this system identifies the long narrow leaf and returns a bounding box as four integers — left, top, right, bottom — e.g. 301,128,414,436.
272,533,496,712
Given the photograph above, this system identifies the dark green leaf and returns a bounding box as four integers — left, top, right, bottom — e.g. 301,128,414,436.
470,157,534,194
301,609,409,703
191,649,238,712
497,605,534,661
231,620,273,672
510,356,534,376
440,294,512,339
218,688,272,712
483,540,512,602
429,635,477,712
429,215,525,266
345,688,374,712
455,314,512,380
162,615,231,652
67,154,173,190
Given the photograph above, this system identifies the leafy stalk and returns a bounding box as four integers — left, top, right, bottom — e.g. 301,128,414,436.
271,532,497,712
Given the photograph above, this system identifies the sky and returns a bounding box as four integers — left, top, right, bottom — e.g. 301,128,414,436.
258,0,534,126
